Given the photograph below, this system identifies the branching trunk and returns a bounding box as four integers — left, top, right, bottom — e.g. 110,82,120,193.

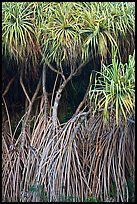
39,42,93,128
52,56,92,127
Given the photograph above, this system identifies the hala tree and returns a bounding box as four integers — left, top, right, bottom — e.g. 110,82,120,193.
36,2,135,128
2,2,135,202
2,2,134,122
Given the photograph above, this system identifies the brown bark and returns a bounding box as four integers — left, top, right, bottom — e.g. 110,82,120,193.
52,74,72,127
20,70,31,104
52,55,92,127
42,64,48,123
20,78,41,149
2,75,16,97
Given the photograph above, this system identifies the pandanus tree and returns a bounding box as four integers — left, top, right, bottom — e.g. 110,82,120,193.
87,51,135,201
2,2,135,123
37,2,134,126
2,2,135,202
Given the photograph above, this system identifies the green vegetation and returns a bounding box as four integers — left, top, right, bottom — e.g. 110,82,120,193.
84,196,100,202
89,50,135,125
29,183,48,202
2,2,135,202
29,183,100,202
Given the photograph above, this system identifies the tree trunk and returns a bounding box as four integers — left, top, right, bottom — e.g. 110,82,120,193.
20,78,41,149
42,64,48,123
52,75,72,127
52,54,92,127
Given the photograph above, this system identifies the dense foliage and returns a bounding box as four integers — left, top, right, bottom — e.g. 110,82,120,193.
89,50,135,125
2,2,134,67
2,2,135,202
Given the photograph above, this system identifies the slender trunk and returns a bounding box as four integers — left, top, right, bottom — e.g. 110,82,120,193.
2,96,13,139
52,56,91,127
52,75,72,128
20,69,31,104
42,64,48,123
74,83,90,116
20,78,41,149
2,75,16,97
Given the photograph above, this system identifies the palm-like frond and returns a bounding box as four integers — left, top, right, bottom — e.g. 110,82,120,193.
40,2,80,70
89,50,135,125
2,2,134,70
77,2,134,62
2,2,37,65
2,2,135,203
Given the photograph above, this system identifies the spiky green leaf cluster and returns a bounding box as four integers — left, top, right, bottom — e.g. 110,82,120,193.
2,2,135,69
89,50,135,125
